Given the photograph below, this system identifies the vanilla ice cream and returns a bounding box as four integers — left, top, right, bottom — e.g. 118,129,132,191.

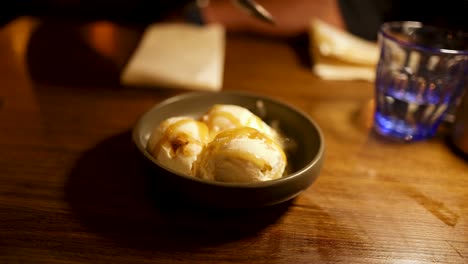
200,104,282,145
146,116,210,175
147,104,289,182
194,127,287,183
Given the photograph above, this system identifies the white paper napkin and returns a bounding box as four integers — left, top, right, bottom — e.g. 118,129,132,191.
121,23,225,91
309,19,379,82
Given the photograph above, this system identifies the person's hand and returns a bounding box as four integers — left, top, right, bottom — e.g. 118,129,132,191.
201,0,345,37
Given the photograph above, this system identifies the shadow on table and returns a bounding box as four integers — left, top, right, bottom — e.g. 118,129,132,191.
287,32,313,69
65,131,291,251
25,19,142,90
445,135,468,162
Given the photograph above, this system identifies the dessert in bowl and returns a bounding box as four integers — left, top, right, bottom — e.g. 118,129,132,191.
132,91,324,208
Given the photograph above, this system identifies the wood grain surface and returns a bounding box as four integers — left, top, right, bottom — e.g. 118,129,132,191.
0,17,467,264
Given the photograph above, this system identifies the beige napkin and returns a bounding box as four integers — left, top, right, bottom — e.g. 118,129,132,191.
309,19,379,81
121,23,225,91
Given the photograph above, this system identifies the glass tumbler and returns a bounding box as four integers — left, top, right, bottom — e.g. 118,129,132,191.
374,21,468,141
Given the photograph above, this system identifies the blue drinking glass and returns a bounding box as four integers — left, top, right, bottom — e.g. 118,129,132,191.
374,21,468,141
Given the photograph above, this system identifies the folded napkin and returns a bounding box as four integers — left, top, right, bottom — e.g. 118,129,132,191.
309,19,379,81
121,23,225,91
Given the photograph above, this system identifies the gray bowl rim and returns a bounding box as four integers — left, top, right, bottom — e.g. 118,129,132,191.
132,90,325,189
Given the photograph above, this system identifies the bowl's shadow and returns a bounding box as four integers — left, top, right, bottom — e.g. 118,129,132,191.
65,131,291,251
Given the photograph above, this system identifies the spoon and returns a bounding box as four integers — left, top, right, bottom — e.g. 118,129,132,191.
233,0,276,25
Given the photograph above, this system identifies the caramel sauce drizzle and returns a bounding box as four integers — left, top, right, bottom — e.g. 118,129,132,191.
152,118,209,159
199,127,286,173
203,105,243,131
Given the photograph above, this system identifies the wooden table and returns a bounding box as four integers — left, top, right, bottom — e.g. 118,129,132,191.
1,17,467,264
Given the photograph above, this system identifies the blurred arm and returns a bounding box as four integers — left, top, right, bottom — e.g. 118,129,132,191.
1,0,192,24
201,0,345,37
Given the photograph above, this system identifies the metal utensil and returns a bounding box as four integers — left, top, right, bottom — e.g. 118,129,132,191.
233,0,275,25
197,0,275,25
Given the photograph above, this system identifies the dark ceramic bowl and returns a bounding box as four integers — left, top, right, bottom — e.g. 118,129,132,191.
132,91,325,208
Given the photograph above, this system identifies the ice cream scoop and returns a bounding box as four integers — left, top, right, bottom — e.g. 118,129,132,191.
146,116,210,176
200,104,282,144
194,127,287,183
